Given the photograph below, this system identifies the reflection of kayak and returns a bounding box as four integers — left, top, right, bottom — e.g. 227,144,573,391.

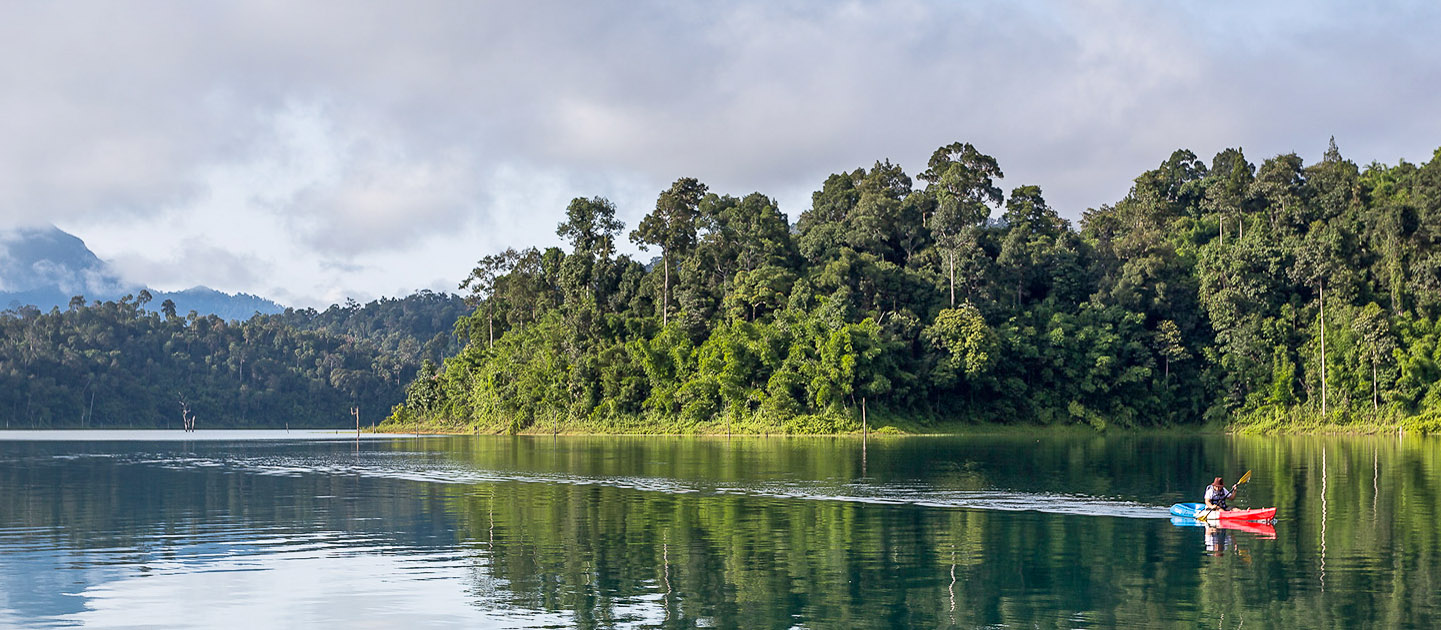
1170,503,1276,521
1170,515,1277,538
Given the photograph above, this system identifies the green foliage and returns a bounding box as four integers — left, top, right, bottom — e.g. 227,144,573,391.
385,139,1441,434
924,303,996,381
22,138,1441,434
267,290,467,365
0,291,464,428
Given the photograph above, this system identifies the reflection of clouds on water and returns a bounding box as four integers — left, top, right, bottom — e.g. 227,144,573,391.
0,521,627,629
53,541,579,630
0,541,109,624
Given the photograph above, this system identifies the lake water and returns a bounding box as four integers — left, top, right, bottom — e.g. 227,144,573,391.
0,431,1436,629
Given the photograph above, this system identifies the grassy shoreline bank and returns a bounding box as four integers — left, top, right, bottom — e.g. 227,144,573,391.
1229,406,1441,436
375,410,1441,437
372,413,1230,437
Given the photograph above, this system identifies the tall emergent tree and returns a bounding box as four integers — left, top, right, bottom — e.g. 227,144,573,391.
631,178,707,325
459,248,521,348
1290,222,1349,417
919,142,1004,306
558,196,625,260
1352,302,1395,411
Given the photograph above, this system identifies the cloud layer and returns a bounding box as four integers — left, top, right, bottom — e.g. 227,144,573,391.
3,1,1440,306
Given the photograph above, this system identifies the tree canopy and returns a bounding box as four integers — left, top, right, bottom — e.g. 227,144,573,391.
386,139,1441,434
0,291,465,428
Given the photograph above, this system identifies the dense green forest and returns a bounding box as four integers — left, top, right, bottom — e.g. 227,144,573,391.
268,290,468,367
386,139,1441,434
0,291,465,428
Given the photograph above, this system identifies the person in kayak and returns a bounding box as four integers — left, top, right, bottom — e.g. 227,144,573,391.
1204,476,1234,511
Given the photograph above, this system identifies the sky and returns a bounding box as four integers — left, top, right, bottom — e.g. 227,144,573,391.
3,1,1440,308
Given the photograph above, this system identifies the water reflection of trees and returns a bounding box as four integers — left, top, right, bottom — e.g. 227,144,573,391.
2,436,1438,628
436,436,1441,629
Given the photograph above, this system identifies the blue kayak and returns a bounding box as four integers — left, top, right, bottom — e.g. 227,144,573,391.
1169,502,1276,522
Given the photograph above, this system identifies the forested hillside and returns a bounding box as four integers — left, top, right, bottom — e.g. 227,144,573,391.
387,139,1441,434
264,290,467,367
0,291,463,428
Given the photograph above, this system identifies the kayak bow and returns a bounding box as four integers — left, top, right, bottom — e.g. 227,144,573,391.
1169,503,1276,522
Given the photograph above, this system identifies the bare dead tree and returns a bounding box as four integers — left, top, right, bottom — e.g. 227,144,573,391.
179,397,196,432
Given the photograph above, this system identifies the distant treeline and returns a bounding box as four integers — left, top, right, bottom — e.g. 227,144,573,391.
0,291,466,428
268,291,467,368
387,139,1441,434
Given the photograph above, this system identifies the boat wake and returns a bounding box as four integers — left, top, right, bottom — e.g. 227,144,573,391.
110,451,1175,520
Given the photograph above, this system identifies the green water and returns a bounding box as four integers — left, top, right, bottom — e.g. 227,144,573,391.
0,431,1436,628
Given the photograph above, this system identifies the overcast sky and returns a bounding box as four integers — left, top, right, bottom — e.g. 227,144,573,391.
3,1,1440,308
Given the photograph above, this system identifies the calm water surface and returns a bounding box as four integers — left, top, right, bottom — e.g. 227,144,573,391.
0,431,1436,629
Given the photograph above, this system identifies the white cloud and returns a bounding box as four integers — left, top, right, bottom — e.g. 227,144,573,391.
5,0,1441,306
107,239,272,293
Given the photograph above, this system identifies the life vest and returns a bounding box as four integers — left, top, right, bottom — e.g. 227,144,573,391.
1204,484,1232,509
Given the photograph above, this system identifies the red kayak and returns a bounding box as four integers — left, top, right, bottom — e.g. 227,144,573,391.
1170,503,1276,522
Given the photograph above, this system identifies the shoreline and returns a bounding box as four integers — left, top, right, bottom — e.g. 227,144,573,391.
369,421,1433,437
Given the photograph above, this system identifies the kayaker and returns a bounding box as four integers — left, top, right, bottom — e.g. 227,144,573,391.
1204,476,1233,511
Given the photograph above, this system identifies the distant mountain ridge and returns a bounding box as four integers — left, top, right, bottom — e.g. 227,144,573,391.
0,225,285,320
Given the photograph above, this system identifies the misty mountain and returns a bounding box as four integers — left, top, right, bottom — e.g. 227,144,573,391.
0,225,284,321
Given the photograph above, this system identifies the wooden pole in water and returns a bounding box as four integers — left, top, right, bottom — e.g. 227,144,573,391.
861,430,868,477
861,397,868,477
